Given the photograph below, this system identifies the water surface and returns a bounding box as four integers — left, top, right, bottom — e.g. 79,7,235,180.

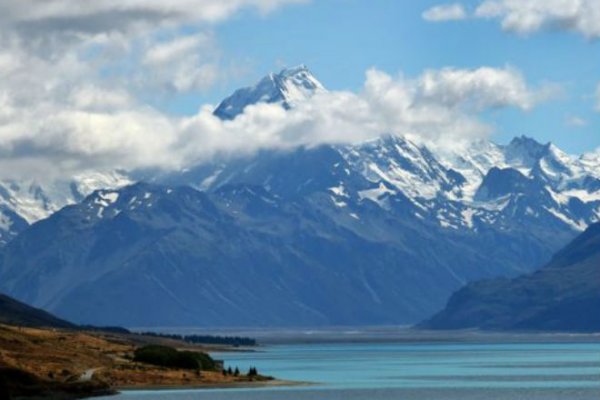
103,339,600,399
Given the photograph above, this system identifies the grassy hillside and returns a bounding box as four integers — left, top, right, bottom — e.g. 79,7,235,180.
0,323,274,399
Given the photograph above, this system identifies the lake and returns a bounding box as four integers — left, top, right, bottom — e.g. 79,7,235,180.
102,335,600,400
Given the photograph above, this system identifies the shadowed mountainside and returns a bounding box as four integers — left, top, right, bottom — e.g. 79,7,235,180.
421,223,600,332
0,293,75,329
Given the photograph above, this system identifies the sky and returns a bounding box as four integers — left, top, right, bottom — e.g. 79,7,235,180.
0,0,599,178
203,0,600,153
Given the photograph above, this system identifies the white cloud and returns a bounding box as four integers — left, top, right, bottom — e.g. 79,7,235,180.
0,65,548,179
171,66,548,165
0,0,308,37
143,34,212,66
140,33,222,92
416,66,539,110
0,0,307,95
0,0,310,178
0,1,554,180
69,86,134,111
474,0,600,38
423,3,467,22
566,116,587,127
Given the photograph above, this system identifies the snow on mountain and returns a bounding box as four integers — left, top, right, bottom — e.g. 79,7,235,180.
213,65,325,120
504,135,550,170
208,68,600,234
210,65,600,230
339,135,465,201
0,171,132,244
1,65,599,248
338,136,598,233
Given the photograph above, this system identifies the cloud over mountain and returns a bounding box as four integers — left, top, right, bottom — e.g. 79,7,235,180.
0,61,549,179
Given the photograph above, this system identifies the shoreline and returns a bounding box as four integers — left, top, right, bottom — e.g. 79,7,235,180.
0,324,301,400
199,328,600,345
115,378,313,392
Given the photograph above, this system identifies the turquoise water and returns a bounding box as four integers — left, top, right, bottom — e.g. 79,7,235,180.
104,341,600,399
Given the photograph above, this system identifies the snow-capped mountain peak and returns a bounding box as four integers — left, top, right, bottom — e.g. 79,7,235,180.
0,170,132,244
503,135,551,169
213,65,325,120
339,134,464,201
274,64,325,102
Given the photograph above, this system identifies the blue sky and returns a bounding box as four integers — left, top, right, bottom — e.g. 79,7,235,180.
167,0,600,154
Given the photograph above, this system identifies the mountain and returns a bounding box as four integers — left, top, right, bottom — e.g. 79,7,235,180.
0,181,536,327
0,66,599,327
0,154,592,327
213,65,325,120
421,223,600,332
0,171,132,246
0,292,75,329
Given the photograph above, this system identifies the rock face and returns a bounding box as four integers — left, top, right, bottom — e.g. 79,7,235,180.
0,66,599,327
421,223,600,332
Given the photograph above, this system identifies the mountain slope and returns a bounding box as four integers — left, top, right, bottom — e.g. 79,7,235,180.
421,223,600,332
0,293,75,329
0,178,563,327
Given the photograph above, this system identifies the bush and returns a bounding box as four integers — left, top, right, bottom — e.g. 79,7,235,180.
133,345,216,370
188,351,216,371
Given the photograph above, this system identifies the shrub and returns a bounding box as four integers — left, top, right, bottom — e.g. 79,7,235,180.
133,345,216,370
188,351,216,370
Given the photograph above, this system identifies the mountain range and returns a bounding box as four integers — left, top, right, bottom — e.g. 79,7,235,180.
0,171,131,246
421,222,600,332
0,66,598,327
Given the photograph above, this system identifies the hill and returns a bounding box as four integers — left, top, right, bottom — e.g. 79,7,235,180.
0,323,273,399
0,293,75,329
421,223,600,332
